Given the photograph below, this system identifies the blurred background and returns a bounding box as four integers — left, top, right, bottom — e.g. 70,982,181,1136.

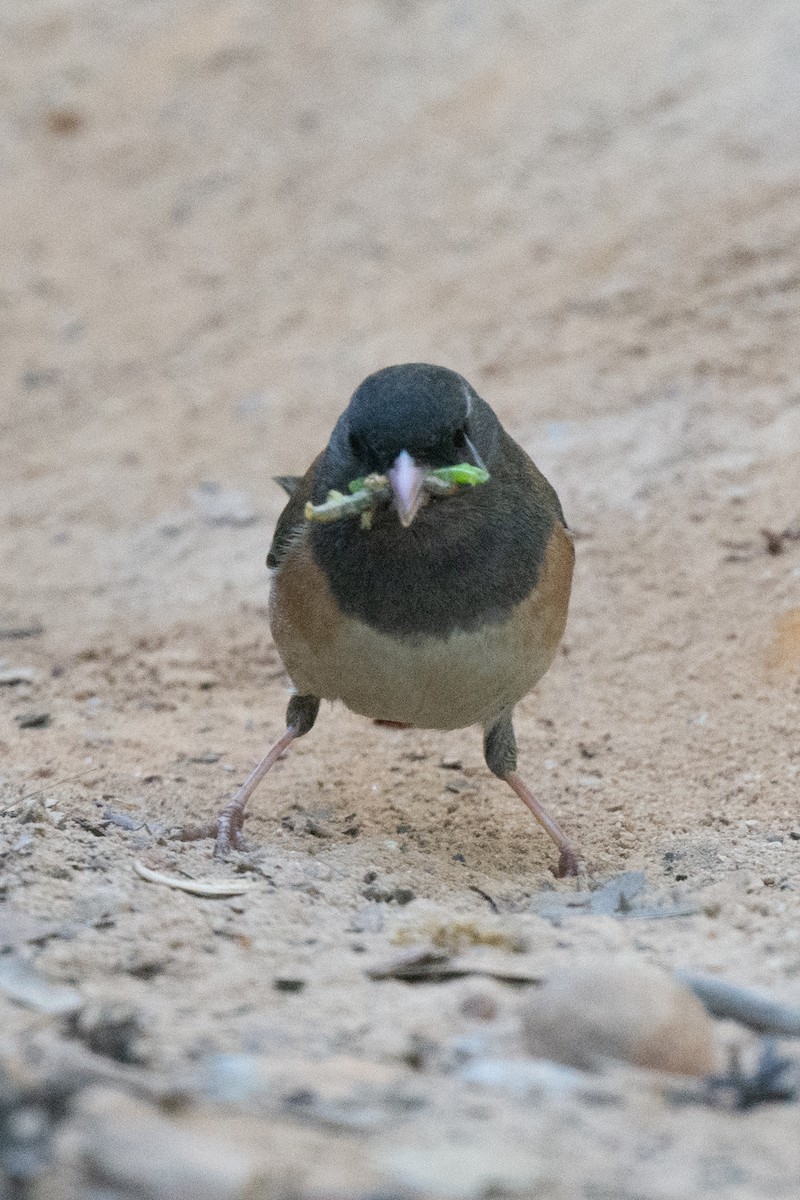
4,0,800,635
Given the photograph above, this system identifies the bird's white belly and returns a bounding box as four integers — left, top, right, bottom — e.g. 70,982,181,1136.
289,616,554,729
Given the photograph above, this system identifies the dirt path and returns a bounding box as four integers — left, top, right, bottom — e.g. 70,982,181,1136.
3,2,800,1195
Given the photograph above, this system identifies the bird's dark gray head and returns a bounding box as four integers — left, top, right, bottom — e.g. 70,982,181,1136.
346,363,482,468
317,363,501,524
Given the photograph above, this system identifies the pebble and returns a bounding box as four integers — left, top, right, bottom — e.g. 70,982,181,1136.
0,956,83,1016
70,1001,146,1064
273,977,306,993
61,1087,267,1200
362,876,415,905
0,909,63,953
460,990,499,1021
0,667,41,686
348,904,385,934
14,711,51,729
521,956,717,1076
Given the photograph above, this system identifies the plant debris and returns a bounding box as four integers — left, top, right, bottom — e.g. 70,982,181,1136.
0,624,44,640
305,463,490,526
366,946,543,985
133,861,257,897
14,711,51,729
533,871,698,921
672,1041,799,1110
760,520,800,555
102,807,144,831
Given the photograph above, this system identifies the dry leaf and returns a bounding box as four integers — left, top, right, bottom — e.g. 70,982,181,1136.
133,861,256,897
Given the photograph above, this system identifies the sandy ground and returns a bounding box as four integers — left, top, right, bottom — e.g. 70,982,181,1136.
4,1,800,1195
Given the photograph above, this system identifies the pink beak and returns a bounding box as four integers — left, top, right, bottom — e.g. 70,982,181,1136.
387,450,426,527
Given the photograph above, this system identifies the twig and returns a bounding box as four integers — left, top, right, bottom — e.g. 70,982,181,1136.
133,861,257,897
3,767,99,813
469,885,500,914
305,464,489,525
677,971,800,1036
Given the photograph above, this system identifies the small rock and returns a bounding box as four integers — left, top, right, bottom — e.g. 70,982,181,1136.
46,105,84,136
0,667,41,686
521,956,717,1076
0,623,44,640
21,369,59,392
440,756,462,770
305,861,332,881
445,776,471,793
348,904,385,934
577,773,602,790
362,876,415,904
0,956,83,1016
16,796,53,825
69,1001,146,1064
0,909,63,952
304,817,331,838
273,977,306,993
62,1087,267,1200
102,807,144,831
460,990,499,1021
71,885,127,927
14,711,51,729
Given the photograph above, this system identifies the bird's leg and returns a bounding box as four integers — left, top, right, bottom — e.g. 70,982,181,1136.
215,726,298,855
484,710,579,879
504,771,579,878
174,694,320,858
174,728,297,856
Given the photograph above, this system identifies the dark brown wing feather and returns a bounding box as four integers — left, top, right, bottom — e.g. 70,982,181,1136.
273,475,303,496
266,455,322,570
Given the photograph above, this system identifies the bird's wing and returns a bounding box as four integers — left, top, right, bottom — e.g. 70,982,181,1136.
267,455,322,569
273,475,302,496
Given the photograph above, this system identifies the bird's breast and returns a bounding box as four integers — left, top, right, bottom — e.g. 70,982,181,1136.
269,522,573,731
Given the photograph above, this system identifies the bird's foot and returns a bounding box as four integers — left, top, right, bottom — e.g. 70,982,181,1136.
503,770,582,881
212,798,249,857
556,845,580,879
171,799,248,858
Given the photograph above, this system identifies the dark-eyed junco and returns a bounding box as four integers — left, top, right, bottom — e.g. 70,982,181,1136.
179,364,578,875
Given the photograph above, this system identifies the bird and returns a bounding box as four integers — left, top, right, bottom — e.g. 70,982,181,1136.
178,363,578,876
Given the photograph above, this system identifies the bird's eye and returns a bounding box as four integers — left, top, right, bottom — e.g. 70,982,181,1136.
452,427,467,449
349,431,363,456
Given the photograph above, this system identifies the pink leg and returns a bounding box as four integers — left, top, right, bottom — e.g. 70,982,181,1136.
175,726,298,858
505,770,580,878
